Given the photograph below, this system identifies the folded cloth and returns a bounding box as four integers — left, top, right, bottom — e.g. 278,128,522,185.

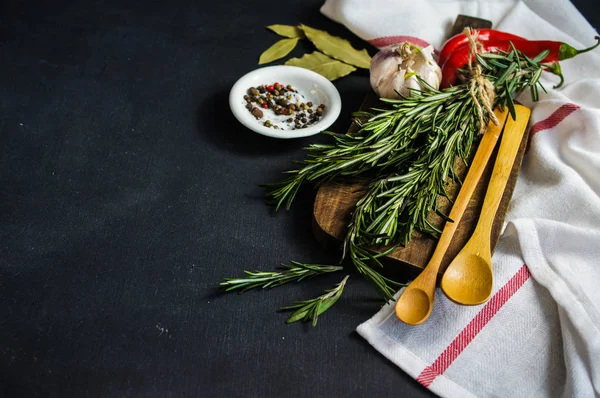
321,1,600,396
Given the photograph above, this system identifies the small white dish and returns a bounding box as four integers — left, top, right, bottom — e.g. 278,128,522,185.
229,65,342,139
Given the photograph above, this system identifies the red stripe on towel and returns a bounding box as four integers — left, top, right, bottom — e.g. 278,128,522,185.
416,264,532,388
530,103,580,137
368,36,431,49
525,103,580,153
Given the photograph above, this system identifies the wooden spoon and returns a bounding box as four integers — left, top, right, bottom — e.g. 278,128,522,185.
441,105,531,306
395,108,509,325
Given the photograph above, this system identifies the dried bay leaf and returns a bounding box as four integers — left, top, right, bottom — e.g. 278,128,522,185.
266,24,305,39
285,51,356,81
300,24,371,69
258,38,300,65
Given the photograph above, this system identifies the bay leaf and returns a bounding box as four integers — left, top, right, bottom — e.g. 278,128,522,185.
266,24,305,39
300,24,371,69
258,38,299,65
284,51,356,81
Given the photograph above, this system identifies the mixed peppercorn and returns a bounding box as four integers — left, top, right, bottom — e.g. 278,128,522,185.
244,82,325,130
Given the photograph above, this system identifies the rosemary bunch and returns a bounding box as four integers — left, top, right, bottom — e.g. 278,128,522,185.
348,49,549,240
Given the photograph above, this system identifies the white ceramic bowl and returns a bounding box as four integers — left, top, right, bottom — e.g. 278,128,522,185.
229,65,342,139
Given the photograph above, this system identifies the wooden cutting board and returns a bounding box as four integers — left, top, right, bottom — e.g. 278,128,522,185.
312,16,531,276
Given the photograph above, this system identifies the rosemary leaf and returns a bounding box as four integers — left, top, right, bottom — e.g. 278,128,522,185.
283,275,350,326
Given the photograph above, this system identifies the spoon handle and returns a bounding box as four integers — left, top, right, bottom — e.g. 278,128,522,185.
475,105,531,235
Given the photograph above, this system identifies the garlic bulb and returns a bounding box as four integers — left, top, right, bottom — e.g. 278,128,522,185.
370,42,442,99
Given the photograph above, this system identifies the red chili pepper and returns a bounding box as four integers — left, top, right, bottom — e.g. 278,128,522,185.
492,37,600,63
440,43,551,88
438,29,525,67
441,43,551,89
440,36,600,88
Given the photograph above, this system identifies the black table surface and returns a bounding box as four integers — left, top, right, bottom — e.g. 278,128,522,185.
1,1,598,397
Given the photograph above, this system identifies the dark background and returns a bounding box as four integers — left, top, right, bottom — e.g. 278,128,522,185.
1,1,598,397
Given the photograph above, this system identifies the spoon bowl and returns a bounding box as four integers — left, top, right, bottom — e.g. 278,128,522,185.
441,252,493,305
395,288,432,326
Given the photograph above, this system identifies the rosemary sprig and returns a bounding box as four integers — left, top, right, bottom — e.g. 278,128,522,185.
220,261,343,292
283,275,350,326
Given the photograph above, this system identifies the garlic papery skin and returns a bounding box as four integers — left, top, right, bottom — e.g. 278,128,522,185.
370,43,442,99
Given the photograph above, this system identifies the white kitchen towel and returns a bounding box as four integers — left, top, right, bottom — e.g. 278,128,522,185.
320,1,600,397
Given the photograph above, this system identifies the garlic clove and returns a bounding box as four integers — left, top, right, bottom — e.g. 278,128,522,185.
370,42,442,99
370,49,403,97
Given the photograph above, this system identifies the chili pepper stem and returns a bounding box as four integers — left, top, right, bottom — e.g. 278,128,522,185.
545,62,565,88
560,36,600,60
